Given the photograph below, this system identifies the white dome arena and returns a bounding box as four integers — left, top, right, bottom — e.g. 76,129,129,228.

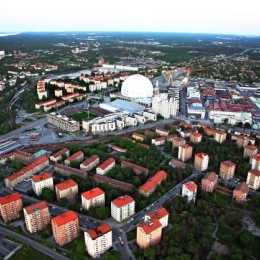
121,74,153,98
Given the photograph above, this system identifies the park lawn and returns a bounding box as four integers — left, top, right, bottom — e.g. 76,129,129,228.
216,225,234,241
209,191,231,207
71,112,97,121
10,244,53,260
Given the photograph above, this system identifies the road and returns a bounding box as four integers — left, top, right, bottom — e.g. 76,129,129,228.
0,226,69,260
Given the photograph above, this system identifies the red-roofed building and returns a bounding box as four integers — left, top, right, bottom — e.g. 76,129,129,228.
50,148,70,163
190,132,202,144
132,132,145,142
233,182,249,204
219,161,236,180
112,145,127,153
24,201,50,233
169,159,186,169
96,158,115,175
194,153,209,171
246,169,260,190
144,207,169,228
236,135,255,148
51,211,79,246
172,137,186,148
201,172,218,193
64,151,84,166
151,136,166,146
81,187,105,210
137,219,162,249
80,155,100,171
55,179,78,202
0,193,22,222
139,171,167,197
121,161,149,176
244,145,258,159
54,164,87,179
250,154,260,170
178,144,193,162
84,222,112,258
32,172,54,196
111,195,135,222
155,127,169,137
13,150,36,165
182,182,197,203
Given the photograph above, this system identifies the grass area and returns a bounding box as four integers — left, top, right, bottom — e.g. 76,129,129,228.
71,112,97,121
209,191,231,207
62,232,84,250
10,244,53,260
216,225,234,240
127,228,136,241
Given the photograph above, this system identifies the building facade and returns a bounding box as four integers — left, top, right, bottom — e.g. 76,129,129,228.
201,172,217,193
81,187,105,210
219,161,236,180
244,145,258,159
55,179,78,202
80,155,100,171
32,172,54,196
250,154,260,170
182,182,198,203
233,182,249,204
246,169,260,190
194,153,209,171
144,207,169,228
96,158,115,175
178,144,193,162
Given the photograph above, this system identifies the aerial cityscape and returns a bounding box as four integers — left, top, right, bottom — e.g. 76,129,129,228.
0,3,260,260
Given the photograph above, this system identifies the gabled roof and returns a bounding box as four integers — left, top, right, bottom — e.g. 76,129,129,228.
97,158,115,171
86,222,111,240
81,155,99,166
66,151,84,162
82,187,104,200
51,148,69,159
24,201,48,215
139,171,167,193
56,179,78,191
112,195,134,208
32,172,52,183
0,193,21,205
183,181,197,192
52,211,78,226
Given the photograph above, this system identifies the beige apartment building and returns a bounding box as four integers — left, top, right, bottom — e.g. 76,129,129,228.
172,137,185,149
246,169,260,190
55,179,78,202
243,145,258,159
81,187,105,210
250,154,260,170
80,155,100,171
24,201,50,233
219,161,236,180
190,132,202,144
64,151,84,166
194,153,209,171
178,144,193,162
96,158,115,175
50,148,70,163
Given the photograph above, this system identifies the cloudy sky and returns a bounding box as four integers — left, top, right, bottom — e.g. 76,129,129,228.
1,0,259,35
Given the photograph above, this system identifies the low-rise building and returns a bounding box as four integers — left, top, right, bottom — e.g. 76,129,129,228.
244,145,258,159
96,158,115,175
139,171,167,197
51,211,79,246
121,160,149,176
155,127,169,137
0,193,22,223
54,164,87,179
55,179,78,202
112,145,127,153
111,195,135,222
84,223,112,259
80,155,100,171
81,187,105,210
136,219,162,249
24,201,50,233
233,182,249,204
178,144,193,162
32,172,54,196
144,207,169,228
169,159,186,169
132,132,145,142
246,169,260,190
201,172,217,193
182,182,197,203
64,151,84,166
219,161,236,180
194,153,209,171
250,154,260,170
50,148,70,163
172,137,185,149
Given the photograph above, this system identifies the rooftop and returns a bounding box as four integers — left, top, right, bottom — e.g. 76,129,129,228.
0,193,21,205
97,158,115,171
52,211,78,227
51,148,69,159
112,195,134,208
203,172,217,182
56,179,78,191
145,207,169,220
221,160,236,167
183,181,198,192
66,151,84,162
249,169,260,176
24,201,48,215
82,187,104,200
32,172,52,183
138,219,162,234
81,155,99,166
235,182,249,193
86,222,111,240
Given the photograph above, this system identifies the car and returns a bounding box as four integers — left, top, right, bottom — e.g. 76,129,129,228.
118,237,124,246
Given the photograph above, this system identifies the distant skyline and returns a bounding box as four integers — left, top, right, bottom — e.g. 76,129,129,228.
1,0,260,36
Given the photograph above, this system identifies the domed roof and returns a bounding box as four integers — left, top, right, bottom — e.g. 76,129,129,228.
121,74,153,98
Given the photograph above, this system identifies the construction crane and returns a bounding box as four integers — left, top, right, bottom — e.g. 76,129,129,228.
184,67,206,86
162,69,175,87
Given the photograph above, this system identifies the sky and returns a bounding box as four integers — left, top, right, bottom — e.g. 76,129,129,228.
1,0,260,35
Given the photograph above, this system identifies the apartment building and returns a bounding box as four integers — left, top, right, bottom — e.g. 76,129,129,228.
54,164,87,178
155,127,170,136
190,132,202,144
214,130,227,144
219,161,236,180
81,187,105,210
96,158,115,175
121,161,149,176
182,182,198,203
51,211,79,246
32,172,54,196
144,207,169,228
172,137,186,149
64,151,84,166
23,201,50,233
201,172,217,193
132,132,145,142
233,182,249,204
250,154,260,170
0,193,22,223
55,179,78,202
178,144,193,162
236,135,255,148
13,150,36,165
246,169,260,190
194,153,209,171
112,146,127,153
244,145,258,159
111,195,135,222
139,171,167,197
136,219,162,249
84,222,112,259
50,148,70,163
80,155,100,171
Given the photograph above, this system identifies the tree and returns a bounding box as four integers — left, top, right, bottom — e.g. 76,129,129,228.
70,160,80,169
76,241,85,254
40,188,55,202
57,197,68,207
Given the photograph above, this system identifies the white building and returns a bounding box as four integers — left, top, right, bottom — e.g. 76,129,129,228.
182,182,198,203
84,223,112,259
81,187,105,210
32,173,54,196
96,158,115,175
152,93,178,119
144,207,169,228
111,195,135,222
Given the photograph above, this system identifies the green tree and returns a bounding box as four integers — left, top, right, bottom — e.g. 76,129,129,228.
40,187,55,202
76,241,85,254
57,197,68,207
